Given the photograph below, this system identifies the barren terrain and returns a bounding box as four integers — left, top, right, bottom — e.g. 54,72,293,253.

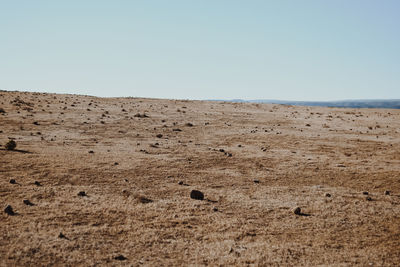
1,90,400,266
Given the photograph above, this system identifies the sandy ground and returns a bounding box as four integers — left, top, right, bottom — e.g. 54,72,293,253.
1,90,400,266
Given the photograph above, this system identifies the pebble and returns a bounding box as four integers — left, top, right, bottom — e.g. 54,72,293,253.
293,207,301,215
77,191,87,197
190,190,204,200
4,205,15,215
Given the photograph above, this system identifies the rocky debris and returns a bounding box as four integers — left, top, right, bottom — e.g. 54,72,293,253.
212,207,219,212
156,134,163,138
4,205,15,215
58,232,67,239
88,150,94,154
134,113,148,118
384,190,390,195
178,181,184,185
34,181,42,186
325,193,331,197
138,196,153,204
9,179,16,184
190,190,204,200
5,139,17,150
33,121,40,125
77,191,87,197
173,128,182,132
293,207,301,215
362,191,369,195
23,199,34,206
114,162,119,165
185,122,193,127
0,108,5,113
114,255,127,261
253,179,260,184
366,196,372,201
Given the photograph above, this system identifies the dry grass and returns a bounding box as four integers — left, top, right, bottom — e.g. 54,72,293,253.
1,90,400,266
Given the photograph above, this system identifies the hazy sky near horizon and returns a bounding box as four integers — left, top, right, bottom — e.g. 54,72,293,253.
1,1,399,100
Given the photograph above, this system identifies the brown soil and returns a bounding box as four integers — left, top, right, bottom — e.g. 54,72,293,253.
1,90,400,266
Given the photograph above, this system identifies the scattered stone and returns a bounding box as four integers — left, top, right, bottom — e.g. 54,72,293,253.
173,128,182,132
185,122,193,127
138,196,153,204
190,190,204,200
0,108,5,113
4,205,15,215
134,113,148,118
23,199,34,206
366,196,372,201
33,121,40,125
77,191,87,197
114,255,127,261
156,134,163,138
9,179,16,184
5,139,17,150
58,232,67,239
219,149,225,153
178,181,184,185
325,193,331,197
213,207,219,212
362,191,369,195
253,179,260,184
88,150,94,154
114,162,119,165
293,207,301,215
384,190,390,195
34,181,42,186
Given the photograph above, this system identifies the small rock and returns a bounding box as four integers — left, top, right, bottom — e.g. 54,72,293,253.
325,193,331,197
185,123,193,127
9,179,16,184
23,199,34,206
138,196,153,204
4,205,15,215
156,134,163,138
178,181,184,185
34,181,42,186
114,255,127,261
77,191,87,197
253,179,260,184
5,140,17,150
384,190,390,195
362,191,369,195
293,207,301,215
58,232,66,239
213,207,218,212
366,196,372,201
190,190,204,200
114,162,119,165
88,150,94,154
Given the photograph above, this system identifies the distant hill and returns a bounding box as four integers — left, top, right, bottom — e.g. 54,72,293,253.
215,99,400,109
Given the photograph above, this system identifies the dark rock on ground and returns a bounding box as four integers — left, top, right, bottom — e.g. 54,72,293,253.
4,205,15,215
114,255,127,261
190,190,204,200
293,207,301,215
23,199,34,206
77,191,87,197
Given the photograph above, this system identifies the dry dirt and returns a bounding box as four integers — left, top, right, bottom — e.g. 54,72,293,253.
1,90,400,266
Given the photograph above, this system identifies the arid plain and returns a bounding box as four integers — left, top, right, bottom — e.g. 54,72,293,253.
1,91,400,266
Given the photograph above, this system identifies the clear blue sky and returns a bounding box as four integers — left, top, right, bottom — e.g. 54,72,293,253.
1,1,399,100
